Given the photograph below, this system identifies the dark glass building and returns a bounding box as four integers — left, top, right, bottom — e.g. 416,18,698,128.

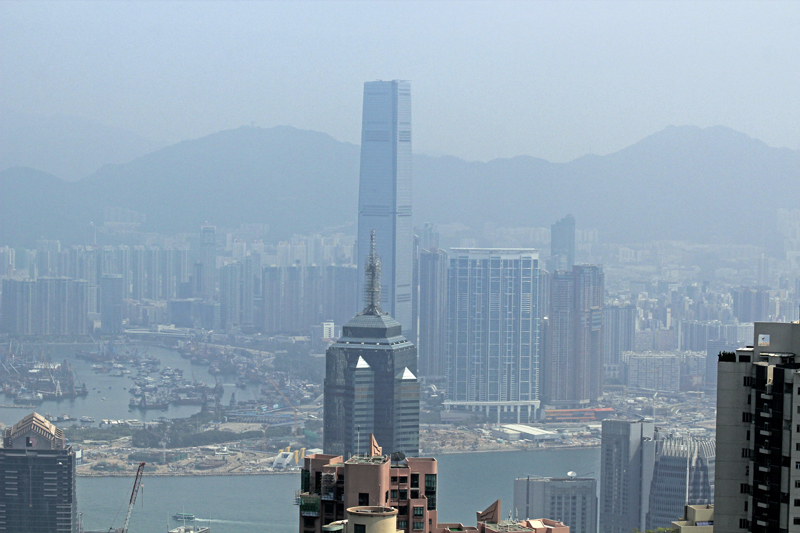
0,412,77,533
550,214,576,271
324,234,419,458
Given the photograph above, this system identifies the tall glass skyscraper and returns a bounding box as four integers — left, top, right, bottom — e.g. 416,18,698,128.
357,80,413,330
445,248,543,423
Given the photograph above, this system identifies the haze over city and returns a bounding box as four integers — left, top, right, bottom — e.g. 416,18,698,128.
2,2,800,533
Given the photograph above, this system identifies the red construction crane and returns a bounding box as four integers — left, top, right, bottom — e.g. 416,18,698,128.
122,462,146,533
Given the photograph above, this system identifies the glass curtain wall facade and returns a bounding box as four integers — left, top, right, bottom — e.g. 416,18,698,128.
357,80,413,330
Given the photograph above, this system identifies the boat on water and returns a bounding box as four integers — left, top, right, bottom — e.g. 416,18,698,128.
169,526,209,533
80,416,96,423
172,513,195,521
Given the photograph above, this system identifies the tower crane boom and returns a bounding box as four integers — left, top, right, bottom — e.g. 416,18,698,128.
122,462,146,533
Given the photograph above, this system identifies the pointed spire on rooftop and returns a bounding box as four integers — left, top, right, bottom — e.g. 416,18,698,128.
361,230,383,316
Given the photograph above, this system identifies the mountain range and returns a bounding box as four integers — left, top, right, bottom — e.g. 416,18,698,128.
1,123,798,248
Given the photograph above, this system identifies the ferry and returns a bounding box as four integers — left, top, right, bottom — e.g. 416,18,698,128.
172,513,195,521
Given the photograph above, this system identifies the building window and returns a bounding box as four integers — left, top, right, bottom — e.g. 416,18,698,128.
385,491,389,502
413,506,424,517
411,474,419,488
794,518,800,525
354,525,366,533
399,506,408,516
358,493,369,506
796,480,800,488
742,448,752,458
398,521,408,529
391,490,398,499
796,461,800,470
399,490,408,501
392,476,398,483
739,518,749,528
413,522,424,530
400,476,408,484
795,499,800,507
743,412,752,423
747,430,751,441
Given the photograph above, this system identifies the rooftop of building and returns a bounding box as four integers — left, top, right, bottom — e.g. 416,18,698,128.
3,411,66,449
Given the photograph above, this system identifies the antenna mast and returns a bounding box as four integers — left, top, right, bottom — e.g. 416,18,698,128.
362,230,382,315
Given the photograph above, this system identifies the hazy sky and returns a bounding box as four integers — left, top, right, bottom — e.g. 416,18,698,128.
2,0,799,162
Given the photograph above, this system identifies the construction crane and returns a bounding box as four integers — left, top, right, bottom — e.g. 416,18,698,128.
266,375,300,436
121,462,146,533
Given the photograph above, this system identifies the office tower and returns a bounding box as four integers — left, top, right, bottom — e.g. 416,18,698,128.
603,304,636,366
550,214,575,271
417,247,448,379
200,225,217,300
715,321,800,533
446,248,542,423
324,234,419,458
145,246,161,300
356,80,413,330
0,412,78,533
297,438,437,533
513,475,598,533
220,261,242,329
646,438,715,530
544,265,604,408
100,274,123,334
599,419,657,533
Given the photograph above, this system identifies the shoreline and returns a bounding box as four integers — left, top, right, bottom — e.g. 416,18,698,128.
423,443,600,455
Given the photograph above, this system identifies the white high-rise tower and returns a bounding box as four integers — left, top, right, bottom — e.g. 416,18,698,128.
356,80,412,330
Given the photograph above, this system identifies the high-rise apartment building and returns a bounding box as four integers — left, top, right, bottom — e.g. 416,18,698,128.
603,304,636,366
550,215,575,271
200,225,217,300
0,412,78,533
356,80,413,331
445,248,542,423
297,438,437,533
714,321,800,532
100,274,123,334
324,236,419,458
417,247,448,380
1,277,88,336
599,419,657,533
544,265,604,408
262,265,358,335
513,475,597,533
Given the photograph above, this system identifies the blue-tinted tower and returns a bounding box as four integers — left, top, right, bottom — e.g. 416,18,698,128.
357,80,413,331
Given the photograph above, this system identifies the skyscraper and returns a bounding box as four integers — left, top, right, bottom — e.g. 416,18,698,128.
200,225,217,301
417,247,448,379
550,214,575,271
445,248,543,423
324,233,419,458
513,475,598,533
714,321,800,532
356,80,413,330
100,274,123,334
0,412,78,533
599,419,657,533
645,438,715,530
544,265,604,408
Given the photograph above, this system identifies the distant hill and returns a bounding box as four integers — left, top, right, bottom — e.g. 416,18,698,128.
1,124,798,248
0,108,165,181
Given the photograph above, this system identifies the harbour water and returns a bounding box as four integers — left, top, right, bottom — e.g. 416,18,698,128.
0,343,228,427
2,344,601,531
77,447,600,533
